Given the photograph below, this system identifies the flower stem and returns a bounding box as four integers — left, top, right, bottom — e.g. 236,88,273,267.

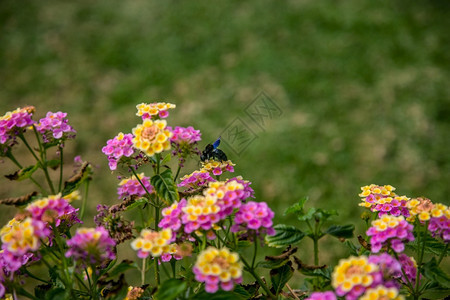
241,257,276,299
141,257,146,285
437,243,448,265
80,178,90,220
58,145,63,192
414,221,428,299
174,164,182,182
251,232,258,269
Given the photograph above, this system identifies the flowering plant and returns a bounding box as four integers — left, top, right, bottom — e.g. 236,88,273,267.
0,104,448,300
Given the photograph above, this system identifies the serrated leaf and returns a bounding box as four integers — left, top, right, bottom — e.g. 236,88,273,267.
406,233,450,257
325,224,355,239
151,169,179,204
154,278,187,300
284,197,308,216
422,257,450,288
0,191,38,206
62,162,92,196
257,258,290,269
5,164,39,181
125,197,148,211
265,224,305,247
270,262,294,295
420,281,450,299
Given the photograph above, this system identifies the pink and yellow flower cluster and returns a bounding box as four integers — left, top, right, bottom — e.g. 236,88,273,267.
201,160,235,176
178,170,215,191
366,215,414,253
136,102,176,119
117,173,153,199
231,201,275,236
359,185,410,218
102,132,135,170
0,106,35,147
35,111,76,142
193,247,242,293
132,119,172,157
131,228,173,258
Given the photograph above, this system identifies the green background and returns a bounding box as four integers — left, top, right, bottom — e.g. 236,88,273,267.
1,0,449,276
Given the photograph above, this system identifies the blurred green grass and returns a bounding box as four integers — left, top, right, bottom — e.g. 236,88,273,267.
1,0,449,272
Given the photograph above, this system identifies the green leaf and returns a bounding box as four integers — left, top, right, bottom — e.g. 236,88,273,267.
422,257,450,288
257,258,290,269
46,159,61,170
161,153,172,164
5,164,39,181
315,208,338,220
62,162,92,196
270,262,294,295
45,288,67,300
192,287,250,300
154,278,187,300
125,197,148,211
420,281,450,299
284,197,308,215
151,169,179,204
343,240,360,256
325,224,355,239
265,224,305,247
34,284,52,299
406,233,450,257
107,260,138,278
297,207,316,221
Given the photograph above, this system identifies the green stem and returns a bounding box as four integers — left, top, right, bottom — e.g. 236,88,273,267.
252,232,258,269
241,257,276,299
58,145,63,192
313,238,319,266
161,261,171,278
437,243,448,265
141,257,146,285
80,179,90,220
129,167,156,207
155,258,160,285
20,131,55,194
15,286,40,300
174,164,182,182
414,221,428,299
22,269,50,284
171,260,176,278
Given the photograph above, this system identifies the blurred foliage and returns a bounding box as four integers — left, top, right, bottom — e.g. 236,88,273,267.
1,0,449,266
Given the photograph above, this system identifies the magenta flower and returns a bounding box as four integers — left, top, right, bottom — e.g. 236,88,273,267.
178,170,215,191
0,107,35,151
167,126,201,144
368,253,402,288
26,195,80,228
397,254,420,285
65,227,116,266
359,185,410,218
231,201,275,237
117,173,153,199
306,291,336,300
35,111,76,142
428,215,450,241
159,199,187,232
102,132,135,170
366,215,414,253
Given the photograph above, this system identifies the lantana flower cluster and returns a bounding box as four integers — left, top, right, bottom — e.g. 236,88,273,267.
397,253,419,285
0,218,48,272
331,254,402,300
306,291,337,300
407,198,449,241
102,132,135,170
35,111,76,143
201,160,235,176
178,170,215,191
117,173,153,199
131,228,173,258
360,286,404,300
231,201,275,237
136,102,176,119
193,247,243,293
168,126,201,144
366,215,414,253
359,185,410,218
0,106,35,149
132,119,172,157
65,227,116,266
26,194,81,228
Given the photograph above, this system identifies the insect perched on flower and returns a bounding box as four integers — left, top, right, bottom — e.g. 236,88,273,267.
200,137,227,162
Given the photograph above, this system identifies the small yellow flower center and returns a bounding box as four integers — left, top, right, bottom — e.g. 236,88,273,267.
142,126,158,141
